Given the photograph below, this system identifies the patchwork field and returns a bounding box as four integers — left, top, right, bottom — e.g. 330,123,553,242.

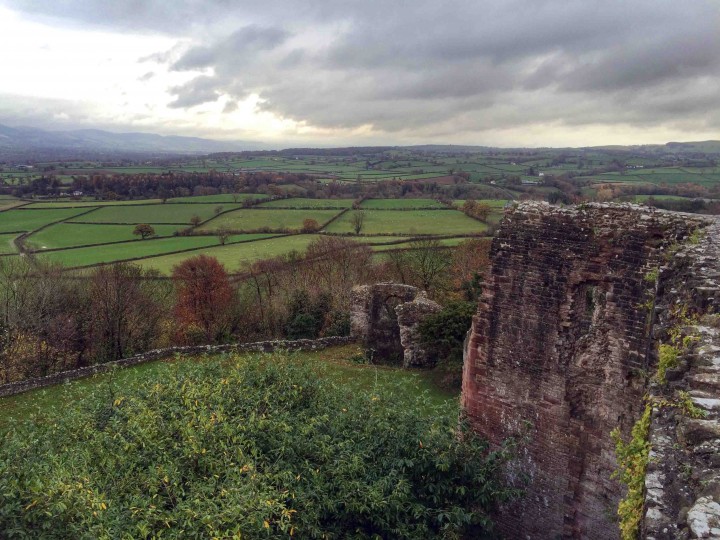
71,203,241,224
26,223,182,250
324,209,486,235
359,198,445,209
138,234,319,273
198,208,343,232
0,208,91,233
259,198,354,208
0,195,495,271
38,234,274,268
26,199,164,208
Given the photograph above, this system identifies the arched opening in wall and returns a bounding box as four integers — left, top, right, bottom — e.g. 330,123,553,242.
368,294,406,363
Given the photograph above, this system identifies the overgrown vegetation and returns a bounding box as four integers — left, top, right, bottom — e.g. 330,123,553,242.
656,343,680,385
0,351,519,538
418,301,476,388
611,403,652,540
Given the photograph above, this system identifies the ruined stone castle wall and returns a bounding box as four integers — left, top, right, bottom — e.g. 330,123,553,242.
643,218,720,539
462,202,704,539
350,283,440,367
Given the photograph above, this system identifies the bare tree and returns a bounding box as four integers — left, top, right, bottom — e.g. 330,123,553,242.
350,210,366,234
217,225,232,245
407,239,452,292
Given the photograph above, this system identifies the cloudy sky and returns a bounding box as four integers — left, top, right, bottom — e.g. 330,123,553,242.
0,0,718,147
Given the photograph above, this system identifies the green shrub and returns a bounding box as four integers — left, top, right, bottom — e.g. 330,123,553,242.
656,344,680,385
418,301,476,362
0,352,518,538
612,404,652,540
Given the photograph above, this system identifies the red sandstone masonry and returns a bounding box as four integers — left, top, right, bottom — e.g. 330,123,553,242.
462,202,704,539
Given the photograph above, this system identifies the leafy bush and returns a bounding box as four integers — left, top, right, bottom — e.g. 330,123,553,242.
0,352,517,538
419,301,476,362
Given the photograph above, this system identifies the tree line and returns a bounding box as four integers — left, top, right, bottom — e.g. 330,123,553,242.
0,236,490,385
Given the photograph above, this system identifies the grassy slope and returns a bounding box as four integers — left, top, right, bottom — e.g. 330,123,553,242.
0,345,456,429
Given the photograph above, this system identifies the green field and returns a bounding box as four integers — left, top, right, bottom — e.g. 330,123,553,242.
169,194,267,203
138,234,320,273
70,204,241,224
0,233,18,254
198,208,342,232
360,198,445,209
38,234,274,268
452,199,509,208
0,208,91,233
325,209,486,235
259,198,355,208
25,199,163,208
26,223,182,250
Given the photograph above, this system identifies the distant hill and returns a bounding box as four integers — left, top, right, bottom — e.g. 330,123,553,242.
591,141,720,155
0,124,265,155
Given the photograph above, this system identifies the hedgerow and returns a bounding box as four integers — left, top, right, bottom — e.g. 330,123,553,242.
0,352,518,538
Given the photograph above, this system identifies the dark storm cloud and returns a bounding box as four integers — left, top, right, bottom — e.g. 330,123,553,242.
4,0,720,137
167,76,222,108
172,25,290,71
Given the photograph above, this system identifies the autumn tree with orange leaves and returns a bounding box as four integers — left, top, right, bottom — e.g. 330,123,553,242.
172,255,236,343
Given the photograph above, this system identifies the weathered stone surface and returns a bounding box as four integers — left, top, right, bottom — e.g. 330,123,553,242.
461,202,706,539
687,497,720,538
350,283,419,363
350,282,439,366
643,217,720,540
396,292,441,367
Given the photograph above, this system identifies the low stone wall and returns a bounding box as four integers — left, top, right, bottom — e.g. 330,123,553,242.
0,336,355,398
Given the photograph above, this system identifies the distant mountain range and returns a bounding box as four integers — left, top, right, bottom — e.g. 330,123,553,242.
0,124,265,155
0,122,718,158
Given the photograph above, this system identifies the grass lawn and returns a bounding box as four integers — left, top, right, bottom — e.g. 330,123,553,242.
0,345,456,431
70,203,242,224
0,208,92,233
360,198,445,209
37,234,272,268
325,209,487,235
26,223,183,250
259,198,355,208
138,234,319,273
198,208,342,232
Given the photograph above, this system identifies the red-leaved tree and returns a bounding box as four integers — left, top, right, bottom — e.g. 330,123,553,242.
172,255,235,343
